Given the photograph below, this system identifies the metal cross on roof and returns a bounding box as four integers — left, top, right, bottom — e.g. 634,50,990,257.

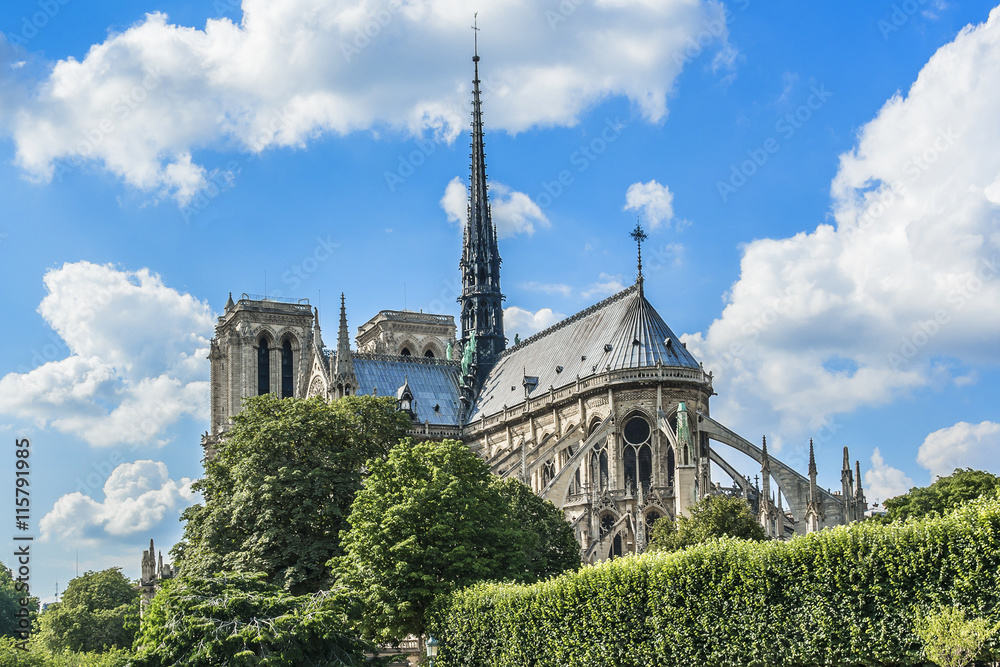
630,220,648,285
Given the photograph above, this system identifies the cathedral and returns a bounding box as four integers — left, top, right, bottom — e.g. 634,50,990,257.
201,50,867,562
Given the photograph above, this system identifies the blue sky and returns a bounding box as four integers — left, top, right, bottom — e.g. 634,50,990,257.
1,0,999,602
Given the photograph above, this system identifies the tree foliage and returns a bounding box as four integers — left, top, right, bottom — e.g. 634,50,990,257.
914,606,998,667
36,568,137,654
648,493,766,553
130,572,374,667
0,563,36,640
332,439,580,644
431,495,1000,667
884,468,1000,521
174,394,410,594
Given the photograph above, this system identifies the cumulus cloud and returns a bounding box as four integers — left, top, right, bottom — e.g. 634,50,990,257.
520,282,573,297
441,176,549,238
624,179,675,230
917,420,1000,479
684,8,1000,443
7,0,732,203
582,273,626,300
40,460,195,542
864,447,915,503
0,262,213,447
505,306,566,339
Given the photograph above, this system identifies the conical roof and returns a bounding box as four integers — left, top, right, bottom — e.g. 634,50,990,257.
470,283,703,419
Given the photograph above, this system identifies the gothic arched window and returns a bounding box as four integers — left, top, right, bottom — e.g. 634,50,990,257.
645,510,663,545
542,460,556,487
424,349,435,358
667,447,676,487
257,339,270,395
281,339,293,398
400,347,411,356
623,415,652,493
590,420,609,492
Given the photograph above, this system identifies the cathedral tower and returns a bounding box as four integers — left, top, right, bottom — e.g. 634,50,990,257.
458,40,505,396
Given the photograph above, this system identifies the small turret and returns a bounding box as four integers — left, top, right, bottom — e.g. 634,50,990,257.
333,294,357,399
841,446,855,522
805,439,824,533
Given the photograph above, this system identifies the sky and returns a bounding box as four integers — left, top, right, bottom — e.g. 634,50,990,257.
1,0,999,603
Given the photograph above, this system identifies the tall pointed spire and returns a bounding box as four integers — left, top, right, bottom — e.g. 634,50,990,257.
806,439,823,533
459,20,505,400
630,220,648,294
333,293,356,399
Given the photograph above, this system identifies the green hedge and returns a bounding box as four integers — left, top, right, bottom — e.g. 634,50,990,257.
430,496,1000,667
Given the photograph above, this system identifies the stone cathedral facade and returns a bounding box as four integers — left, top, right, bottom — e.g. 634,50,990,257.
202,52,868,563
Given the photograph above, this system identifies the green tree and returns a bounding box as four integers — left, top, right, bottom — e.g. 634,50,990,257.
0,562,37,640
36,568,138,654
914,606,998,667
333,439,579,644
130,572,374,667
649,494,766,553
884,468,1000,521
494,477,581,581
174,394,410,594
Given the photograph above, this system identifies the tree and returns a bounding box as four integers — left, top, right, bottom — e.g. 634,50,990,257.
36,568,138,654
174,394,410,594
131,572,374,667
884,468,1000,522
332,439,579,644
914,606,998,667
0,562,37,640
494,477,581,581
649,494,766,553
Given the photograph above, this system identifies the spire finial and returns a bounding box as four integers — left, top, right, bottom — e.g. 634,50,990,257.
472,13,480,61
630,219,647,289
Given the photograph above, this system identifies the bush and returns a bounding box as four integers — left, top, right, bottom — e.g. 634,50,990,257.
430,496,1000,667
914,606,998,667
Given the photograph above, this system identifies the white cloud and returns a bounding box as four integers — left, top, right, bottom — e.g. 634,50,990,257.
624,179,675,230
520,282,573,297
864,447,914,503
7,0,732,204
917,421,1000,479
440,177,549,238
40,460,195,542
0,262,213,447
582,273,626,300
684,8,1000,440
505,306,566,339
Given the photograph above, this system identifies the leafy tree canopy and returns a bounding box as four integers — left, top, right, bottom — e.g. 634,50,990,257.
36,568,138,654
884,468,1000,522
332,439,580,644
0,562,37,640
174,394,410,594
649,494,766,553
131,572,374,667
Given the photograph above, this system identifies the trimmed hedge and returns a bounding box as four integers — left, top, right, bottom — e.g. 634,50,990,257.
429,496,1000,667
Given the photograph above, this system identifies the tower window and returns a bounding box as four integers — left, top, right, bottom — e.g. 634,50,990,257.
281,340,293,398
257,339,270,395
424,349,435,358
400,347,411,356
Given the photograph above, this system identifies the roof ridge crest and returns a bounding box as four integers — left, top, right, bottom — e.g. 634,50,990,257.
500,282,639,358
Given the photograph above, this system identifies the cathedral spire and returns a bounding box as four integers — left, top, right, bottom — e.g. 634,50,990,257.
631,220,647,294
333,293,356,399
459,24,505,399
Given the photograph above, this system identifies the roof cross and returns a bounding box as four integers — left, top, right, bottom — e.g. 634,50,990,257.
630,219,648,287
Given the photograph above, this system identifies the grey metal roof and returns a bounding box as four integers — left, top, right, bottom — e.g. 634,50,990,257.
470,283,701,420
353,354,462,426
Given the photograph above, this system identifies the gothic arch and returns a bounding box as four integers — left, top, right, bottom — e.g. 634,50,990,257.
398,339,417,357
421,341,444,359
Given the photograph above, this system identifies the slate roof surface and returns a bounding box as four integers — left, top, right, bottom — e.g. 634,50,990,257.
470,283,701,420
353,354,462,426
